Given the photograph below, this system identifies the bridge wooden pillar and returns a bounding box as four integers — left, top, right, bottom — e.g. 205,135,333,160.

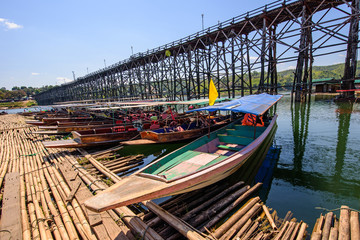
341,0,359,99
245,34,253,95
293,4,313,102
259,16,267,93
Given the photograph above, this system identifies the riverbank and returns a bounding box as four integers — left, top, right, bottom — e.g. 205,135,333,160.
0,100,37,109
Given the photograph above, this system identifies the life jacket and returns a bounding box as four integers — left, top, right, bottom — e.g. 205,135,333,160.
242,113,264,127
150,120,160,130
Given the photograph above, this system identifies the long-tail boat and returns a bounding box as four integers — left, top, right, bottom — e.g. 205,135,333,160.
122,115,232,145
26,116,94,126
84,93,282,212
42,125,139,148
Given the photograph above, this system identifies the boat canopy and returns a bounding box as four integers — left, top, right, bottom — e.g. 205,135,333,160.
187,93,283,115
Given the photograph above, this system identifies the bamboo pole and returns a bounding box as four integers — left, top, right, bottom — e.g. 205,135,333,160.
18,133,31,240
329,227,338,240
147,183,227,228
350,211,360,240
282,221,296,240
202,183,262,231
273,221,290,240
263,204,277,230
311,232,322,240
322,212,334,240
78,148,122,182
239,219,259,240
339,206,350,240
42,164,80,240
143,200,205,240
219,202,262,240
232,218,252,239
186,183,248,225
213,197,260,238
28,202,41,240
290,222,301,240
295,222,308,240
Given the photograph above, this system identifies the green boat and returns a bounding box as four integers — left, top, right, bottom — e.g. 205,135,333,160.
84,93,282,212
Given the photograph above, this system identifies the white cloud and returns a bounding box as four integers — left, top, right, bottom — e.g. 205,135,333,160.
56,77,73,85
0,18,23,30
249,56,258,60
286,65,296,70
31,72,40,76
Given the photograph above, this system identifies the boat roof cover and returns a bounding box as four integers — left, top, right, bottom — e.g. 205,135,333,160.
187,93,283,115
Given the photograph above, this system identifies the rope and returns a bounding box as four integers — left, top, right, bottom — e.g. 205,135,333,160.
20,149,46,157
315,206,360,213
62,132,72,140
0,229,12,240
119,215,150,240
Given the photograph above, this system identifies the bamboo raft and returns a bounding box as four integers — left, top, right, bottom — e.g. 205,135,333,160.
1,113,357,240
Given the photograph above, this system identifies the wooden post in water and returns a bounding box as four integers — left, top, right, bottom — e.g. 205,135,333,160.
340,0,359,100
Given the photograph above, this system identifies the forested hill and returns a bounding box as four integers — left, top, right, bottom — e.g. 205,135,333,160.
275,63,360,87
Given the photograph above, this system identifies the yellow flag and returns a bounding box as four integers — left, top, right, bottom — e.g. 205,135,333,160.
209,79,218,106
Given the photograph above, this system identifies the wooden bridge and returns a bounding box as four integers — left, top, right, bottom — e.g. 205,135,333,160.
35,0,359,104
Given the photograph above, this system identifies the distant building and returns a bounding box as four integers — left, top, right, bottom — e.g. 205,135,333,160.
312,78,339,93
312,78,360,93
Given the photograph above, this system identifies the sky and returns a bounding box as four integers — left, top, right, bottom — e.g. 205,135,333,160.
0,0,352,90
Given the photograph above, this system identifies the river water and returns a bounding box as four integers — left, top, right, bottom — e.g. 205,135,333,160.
8,95,357,229
119,94,360,229
266,94,360,228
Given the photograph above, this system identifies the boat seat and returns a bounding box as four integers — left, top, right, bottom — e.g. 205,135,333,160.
217,134,253,146
217,144,243,151
150,150,228,181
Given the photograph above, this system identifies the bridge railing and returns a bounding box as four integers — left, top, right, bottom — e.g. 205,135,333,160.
72,0,298,83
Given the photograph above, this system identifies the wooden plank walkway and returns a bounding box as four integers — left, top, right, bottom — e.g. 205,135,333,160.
0,172,22,240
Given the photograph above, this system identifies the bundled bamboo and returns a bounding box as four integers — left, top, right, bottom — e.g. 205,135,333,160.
142,177,307,240
311,206,359,240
